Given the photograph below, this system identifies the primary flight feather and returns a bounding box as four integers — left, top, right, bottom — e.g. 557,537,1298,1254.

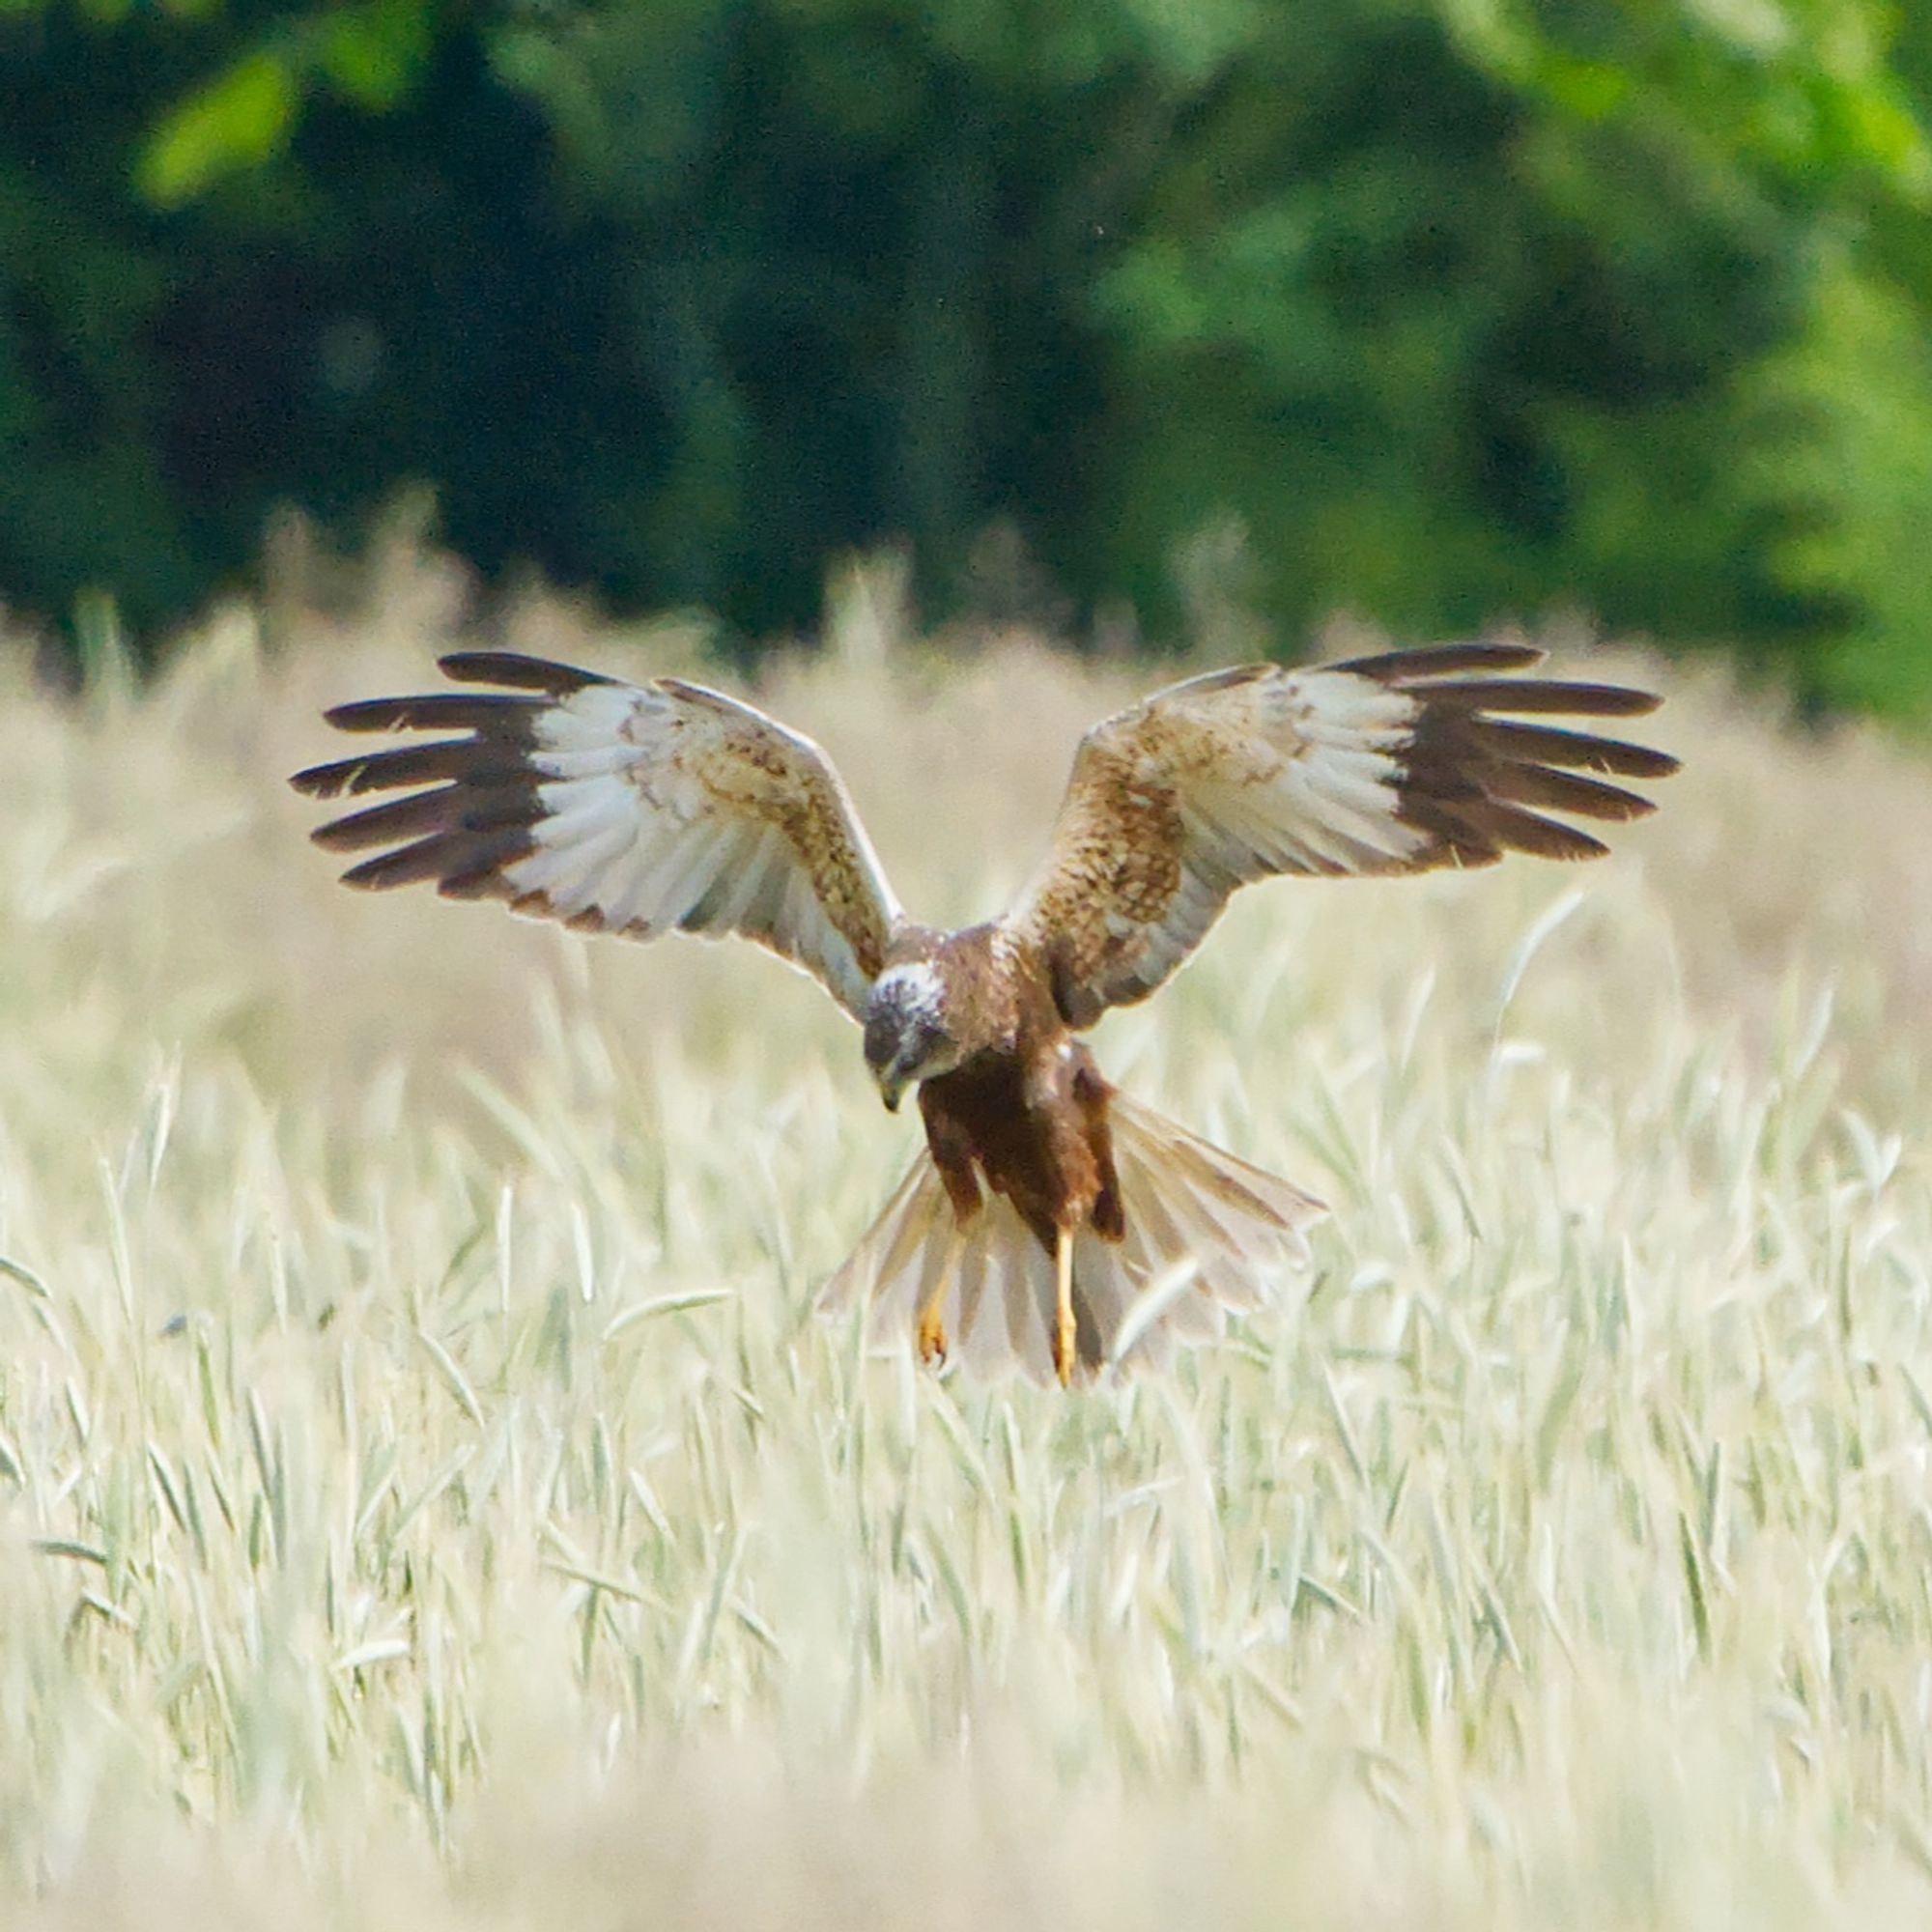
293,642,1677,1385
300,653,898,1019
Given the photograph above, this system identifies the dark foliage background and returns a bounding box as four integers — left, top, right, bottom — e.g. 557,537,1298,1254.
5,0,1932,711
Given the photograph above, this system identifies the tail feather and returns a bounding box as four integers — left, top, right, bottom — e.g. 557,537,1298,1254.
952,1239,1010,1378
819,1094,1324,1383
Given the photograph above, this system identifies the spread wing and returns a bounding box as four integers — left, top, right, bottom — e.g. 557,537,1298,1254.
1006,642,1679,1029
291,652,901,1020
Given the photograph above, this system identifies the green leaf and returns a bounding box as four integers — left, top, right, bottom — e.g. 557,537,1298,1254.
1839,84,1932,196
317,0,434,110
1528,50,1628,121
136,49,297,208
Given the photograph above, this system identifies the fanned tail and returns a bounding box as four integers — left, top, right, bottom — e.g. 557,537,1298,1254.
818,1094,1324,1383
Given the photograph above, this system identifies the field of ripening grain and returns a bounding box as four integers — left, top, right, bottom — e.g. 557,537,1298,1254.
4,551,1932,1928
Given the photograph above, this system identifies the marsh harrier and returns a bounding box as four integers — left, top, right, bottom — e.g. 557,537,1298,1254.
293,643,1675,1384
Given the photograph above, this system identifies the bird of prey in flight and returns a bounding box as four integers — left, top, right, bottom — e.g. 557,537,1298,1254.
292,642,1675,1385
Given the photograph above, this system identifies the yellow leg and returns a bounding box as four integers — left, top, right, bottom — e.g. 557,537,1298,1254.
917,1230,961,1369
1052,1226,1077,1388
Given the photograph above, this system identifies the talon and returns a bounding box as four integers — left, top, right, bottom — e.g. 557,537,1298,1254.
918,1310,948,1368
1053,1227,1077,1388
917,1231,961,1372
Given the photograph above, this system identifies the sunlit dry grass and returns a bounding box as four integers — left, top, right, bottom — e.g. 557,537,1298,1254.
4,557,1932,1927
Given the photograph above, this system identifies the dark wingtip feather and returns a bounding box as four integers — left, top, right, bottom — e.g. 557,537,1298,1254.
438,869,517,902
322,696,423,732
1435,679,1663,718
1487,764,1661,823
298,658,609,906
1472,720,1681,781
1397,668,1675,867
438,650,613,694
310,784,547,855
310,815,367,854
292,749,430,800
322,692,537,734
338,826,537,893
290,760,345,797
1334,641,1547,682
1462,800,1611,862
338,848,417,890
289,741,527,801
311,786,458,854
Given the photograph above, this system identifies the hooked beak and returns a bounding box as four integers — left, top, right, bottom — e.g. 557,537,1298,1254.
878,1069,909,1114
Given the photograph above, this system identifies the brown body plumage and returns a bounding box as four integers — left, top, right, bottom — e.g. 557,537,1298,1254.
293,641,1677,1385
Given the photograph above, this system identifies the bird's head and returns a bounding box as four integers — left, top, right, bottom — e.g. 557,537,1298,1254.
863,960,963,1111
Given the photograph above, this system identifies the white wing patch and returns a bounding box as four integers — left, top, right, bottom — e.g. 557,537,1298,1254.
497,682,894,1012
295,654,903,1023
1005,644,1675,1027
1167,675,1434,878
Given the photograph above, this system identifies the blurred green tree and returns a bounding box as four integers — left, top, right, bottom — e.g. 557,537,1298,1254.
1,0,1929,711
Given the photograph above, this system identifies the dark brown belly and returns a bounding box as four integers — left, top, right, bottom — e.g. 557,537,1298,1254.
917,1044,1124,1251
